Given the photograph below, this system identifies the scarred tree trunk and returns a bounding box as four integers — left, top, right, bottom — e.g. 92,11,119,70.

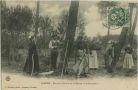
61,1,79,76
110,27,129,72
129,5,138,46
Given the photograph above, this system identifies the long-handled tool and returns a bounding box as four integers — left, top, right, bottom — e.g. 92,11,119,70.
31,54,34,76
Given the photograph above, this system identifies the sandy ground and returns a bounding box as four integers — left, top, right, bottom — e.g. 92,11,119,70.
1,72,137,90
1,56,137,90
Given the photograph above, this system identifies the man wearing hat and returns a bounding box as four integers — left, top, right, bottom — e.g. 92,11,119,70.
49,35,60,71
104,40,115,70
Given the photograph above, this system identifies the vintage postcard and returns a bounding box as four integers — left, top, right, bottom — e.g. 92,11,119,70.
1,0,138,90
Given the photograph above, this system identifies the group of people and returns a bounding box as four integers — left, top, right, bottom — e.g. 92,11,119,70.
48,35,99,78
73,49,99,78
104,41,135,70
74,40,135,77
23,35,135,77
23,35,62,76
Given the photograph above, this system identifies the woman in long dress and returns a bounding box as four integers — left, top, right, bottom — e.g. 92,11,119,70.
89,50,98,69
23,36,39,75
123,44,134,69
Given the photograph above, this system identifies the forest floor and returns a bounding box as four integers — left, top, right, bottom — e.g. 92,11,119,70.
1,56,137,90
1,55,137,78
1,69,137,90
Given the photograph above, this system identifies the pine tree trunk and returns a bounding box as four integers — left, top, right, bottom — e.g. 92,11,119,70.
61,1,79,76
110,27,129,72
129,5,138,45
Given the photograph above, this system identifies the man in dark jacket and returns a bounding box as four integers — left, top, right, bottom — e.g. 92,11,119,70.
104,41,115,70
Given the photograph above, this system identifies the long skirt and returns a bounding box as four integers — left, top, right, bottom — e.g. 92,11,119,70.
89,55,98,69
23,53,39,74
123,53,134,69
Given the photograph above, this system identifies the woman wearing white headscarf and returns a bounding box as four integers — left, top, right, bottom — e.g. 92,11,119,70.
123,44,134,69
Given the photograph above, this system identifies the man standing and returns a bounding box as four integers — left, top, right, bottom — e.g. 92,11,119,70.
49,35,59,71
104,41,114,70
23,36,39,75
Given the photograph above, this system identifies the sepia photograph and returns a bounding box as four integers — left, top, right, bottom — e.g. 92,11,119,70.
1,0,138,90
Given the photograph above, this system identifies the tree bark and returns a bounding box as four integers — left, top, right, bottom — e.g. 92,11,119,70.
61,1,79,76
34,1,39,38
109,4,137,72
110,27,129,72
129,5,138,45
